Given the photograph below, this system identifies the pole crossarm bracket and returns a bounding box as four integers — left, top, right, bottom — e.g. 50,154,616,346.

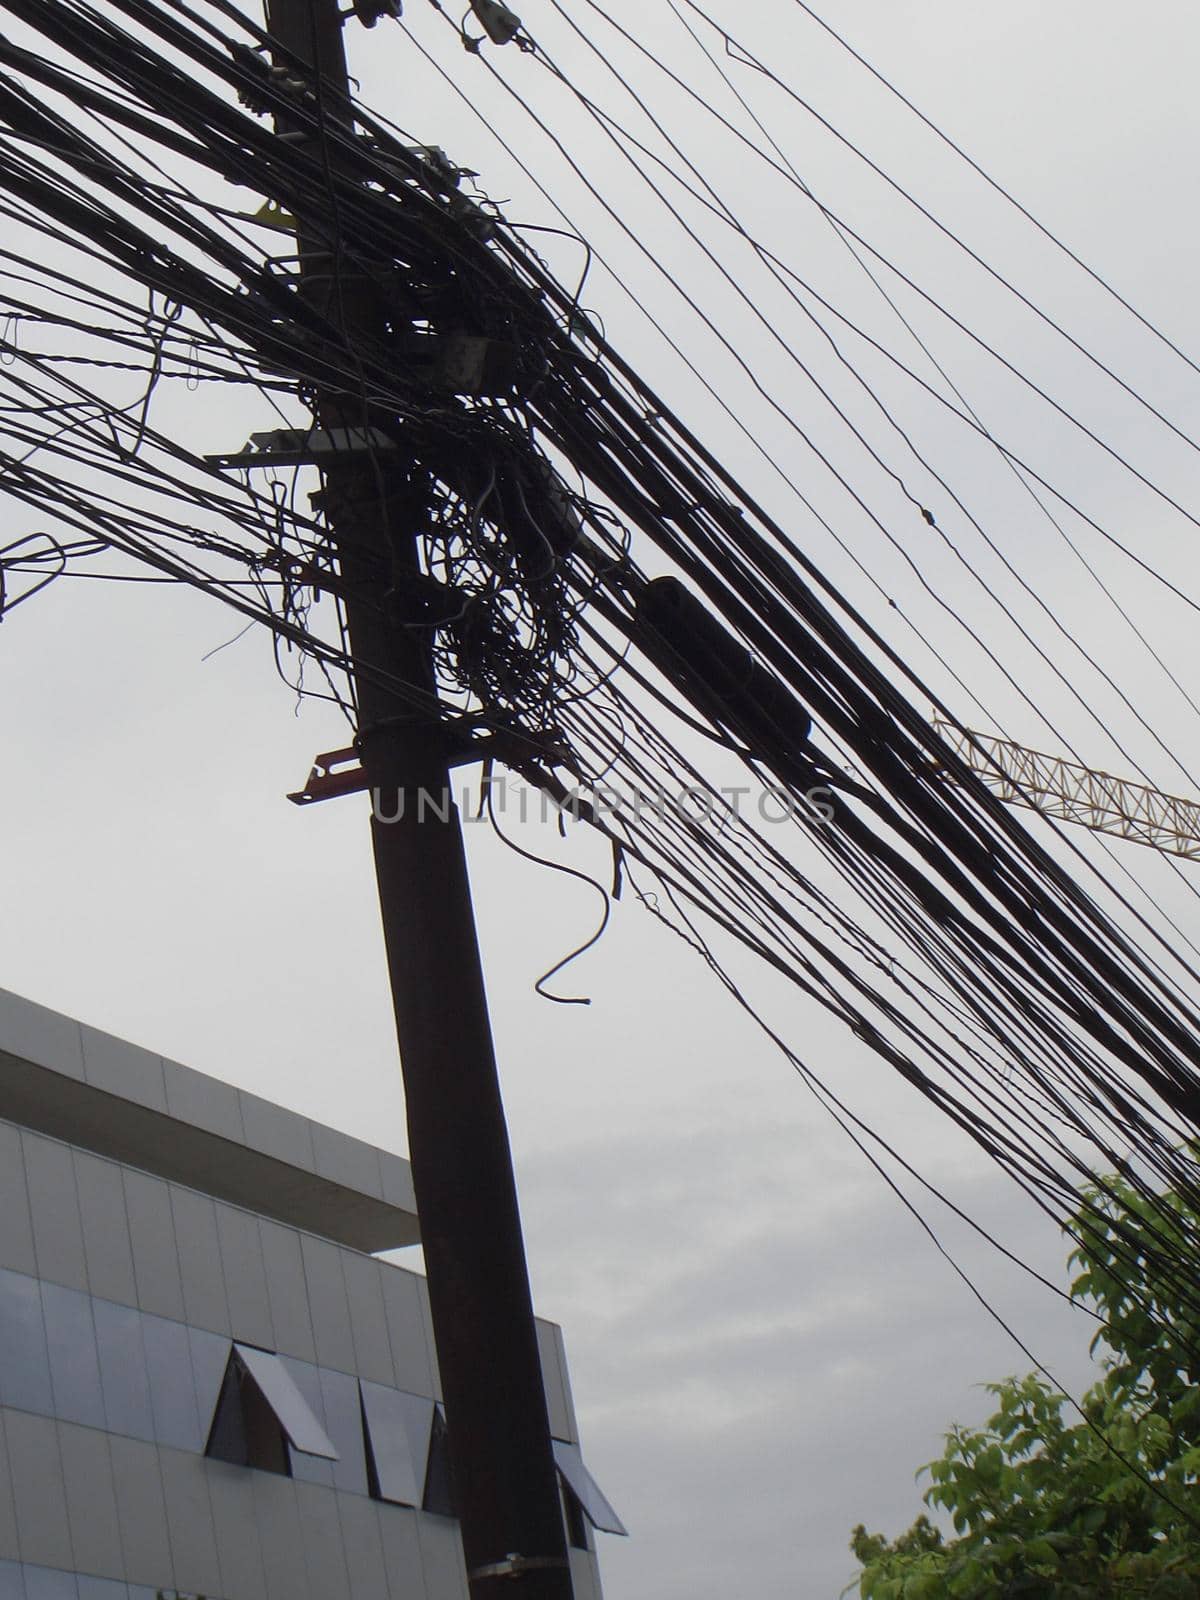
206,426,399,469
286,726,531,803
469,1554,572,1583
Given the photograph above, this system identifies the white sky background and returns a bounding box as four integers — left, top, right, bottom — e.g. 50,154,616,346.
2,2,1200,1595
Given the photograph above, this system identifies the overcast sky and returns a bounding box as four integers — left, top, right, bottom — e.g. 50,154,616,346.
3,3,1200,1596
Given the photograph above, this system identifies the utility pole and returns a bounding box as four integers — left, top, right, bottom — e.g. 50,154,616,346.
259,3,575,1594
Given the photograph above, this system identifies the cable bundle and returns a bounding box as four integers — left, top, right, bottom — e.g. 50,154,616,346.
4,0,1200,1387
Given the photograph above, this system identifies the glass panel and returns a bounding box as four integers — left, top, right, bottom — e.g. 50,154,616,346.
205,1356,249,1468
317,1366,366,1495
142,1313,201,1451
280,1357,333,1488
0,1269,52,1415
40,1283,105,1430
76,1577,127,1600
0,1560,24,1600
240,1371,289,1477
188,1326,231,1446
552,1441,627,1536
360,1382,434,1508
422,1405,455,1518
21,1568,77,1600
563,1482,589,1551
94,1298,154,1442
234,1345,337,1461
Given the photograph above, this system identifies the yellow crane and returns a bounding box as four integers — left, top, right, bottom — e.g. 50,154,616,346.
932,719,1200,861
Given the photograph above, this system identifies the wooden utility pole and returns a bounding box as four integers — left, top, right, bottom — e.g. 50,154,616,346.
259,4,575,1593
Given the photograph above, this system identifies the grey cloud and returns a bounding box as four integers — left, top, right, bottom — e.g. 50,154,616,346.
517,1114,1096,1598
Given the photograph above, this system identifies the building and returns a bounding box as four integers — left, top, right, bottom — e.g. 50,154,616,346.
0,986,622,1600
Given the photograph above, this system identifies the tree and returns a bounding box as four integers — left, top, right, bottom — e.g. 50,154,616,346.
847,1169,1200,1598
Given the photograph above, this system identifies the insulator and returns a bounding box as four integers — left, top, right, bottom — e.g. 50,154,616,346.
352,0,402,26
471,0,521,45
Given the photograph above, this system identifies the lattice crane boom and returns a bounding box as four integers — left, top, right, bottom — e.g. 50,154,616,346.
933,719,1200,860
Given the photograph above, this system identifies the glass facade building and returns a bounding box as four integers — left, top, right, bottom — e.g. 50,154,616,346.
0,987,620,1600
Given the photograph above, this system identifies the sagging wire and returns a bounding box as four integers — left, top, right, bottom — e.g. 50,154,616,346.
482,758,610,1004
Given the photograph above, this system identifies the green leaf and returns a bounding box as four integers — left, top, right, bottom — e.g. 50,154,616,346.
846,1156,1200,1600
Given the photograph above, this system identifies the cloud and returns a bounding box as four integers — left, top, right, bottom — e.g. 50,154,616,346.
518,1111,1097,1600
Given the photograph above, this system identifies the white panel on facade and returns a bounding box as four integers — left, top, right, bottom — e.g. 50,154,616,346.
0,1414,20,1560
0,1125,36,1277
22,1135,87,1293
170,1188,230,1336
79,1027,166,1112
376,1503,425,1600
107,1435,174,1588
162,1059,244,1144
94,1298,155,1442
311,1127,383,1201
415,1509,468,1596
233,1345,338,1460
298,1237,355,1373
122,1171,184,1321
552,1440,627,1536
72,1152,137,1307
359,1382,434,1508
3,1409,75,1571
335,1494,389,1600
251,1472,312,1600
378,1154,416,1216
204,1459,267,1600
378,1268,434,1397
157,1447,224,1597
215,1206,273,1349
568,1548,600,1600
292,1482,351,1600
58,1420,124,1578
341,1255,394,1387
0,990,84,1078
258,1222,316,1365
238,1094,314,1172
